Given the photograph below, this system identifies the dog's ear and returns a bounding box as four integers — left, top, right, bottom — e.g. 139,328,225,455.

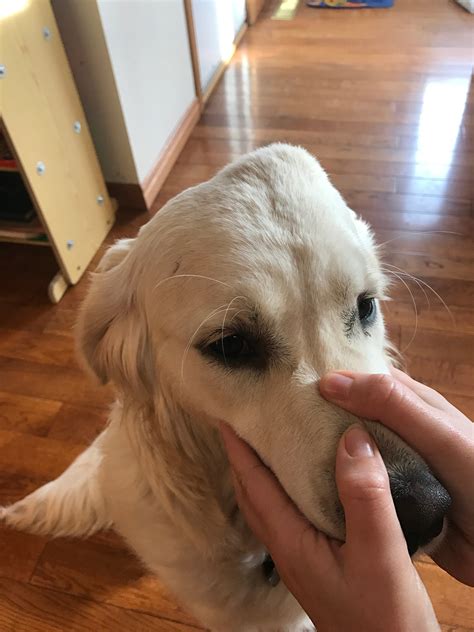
351,212,376,249
96,237,135,272
76,239,154,399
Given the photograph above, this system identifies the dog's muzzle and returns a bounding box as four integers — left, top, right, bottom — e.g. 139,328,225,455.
261,466,449,588
388,466,451,556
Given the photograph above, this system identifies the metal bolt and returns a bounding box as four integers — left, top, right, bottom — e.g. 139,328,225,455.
97,195,104,205
0,65,6,78
43,27,51,40
73,121,81,134
67,240,74,250
36,161,46,175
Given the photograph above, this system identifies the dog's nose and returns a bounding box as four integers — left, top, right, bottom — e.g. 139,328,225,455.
389,468,451,556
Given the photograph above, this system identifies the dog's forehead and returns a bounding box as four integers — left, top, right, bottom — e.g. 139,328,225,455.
184,146,366,261
196,147,374,286
142,145,380,312
214,145,354,233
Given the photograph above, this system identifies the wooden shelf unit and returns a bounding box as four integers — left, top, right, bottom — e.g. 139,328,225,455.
0,162,18,172
0,0,115,303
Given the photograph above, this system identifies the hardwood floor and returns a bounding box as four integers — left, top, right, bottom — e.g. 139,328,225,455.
0,0,473,629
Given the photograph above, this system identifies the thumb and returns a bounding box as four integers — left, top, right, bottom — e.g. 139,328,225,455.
220,422,337,581
336,425,411,572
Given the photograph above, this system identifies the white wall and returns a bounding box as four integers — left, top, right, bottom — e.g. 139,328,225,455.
232,0,247,37
53,0,196,185
192,0,246,92
97,0,196,183
52,0,138,183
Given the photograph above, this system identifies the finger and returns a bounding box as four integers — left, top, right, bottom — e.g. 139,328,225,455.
320,372,473,492
220,423,335,575
220,424,309,544
336,425,410,573
389,368,454,412
431,528,474,587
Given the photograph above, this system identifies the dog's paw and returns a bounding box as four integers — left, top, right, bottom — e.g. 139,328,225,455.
0,495,48,534
296,614,316,632
1,439,111,538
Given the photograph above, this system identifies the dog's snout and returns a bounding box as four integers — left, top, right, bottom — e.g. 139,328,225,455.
389,468,451,556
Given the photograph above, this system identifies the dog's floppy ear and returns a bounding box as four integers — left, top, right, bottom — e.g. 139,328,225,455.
76,239,154,399
96,237,135,273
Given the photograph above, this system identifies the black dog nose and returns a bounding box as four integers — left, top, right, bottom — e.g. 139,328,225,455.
389,468,451,556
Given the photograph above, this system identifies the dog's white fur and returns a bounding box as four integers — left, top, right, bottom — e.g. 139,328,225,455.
2,145,425,631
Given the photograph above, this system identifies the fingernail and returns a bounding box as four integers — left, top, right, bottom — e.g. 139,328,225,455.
344,425,374,458
322,373,354,399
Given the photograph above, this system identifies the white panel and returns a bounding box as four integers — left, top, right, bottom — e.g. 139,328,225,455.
191,0,244,92
191,0,223,90
232,0,246,38
97,0,196,183
52,0,138,183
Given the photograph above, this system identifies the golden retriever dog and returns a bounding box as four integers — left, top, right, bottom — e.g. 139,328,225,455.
1,145,450,631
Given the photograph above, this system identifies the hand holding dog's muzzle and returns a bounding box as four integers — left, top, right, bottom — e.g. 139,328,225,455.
221,422,440,632
320,369,474,587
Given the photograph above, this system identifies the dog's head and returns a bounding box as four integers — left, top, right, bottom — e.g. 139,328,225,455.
78,144,449,554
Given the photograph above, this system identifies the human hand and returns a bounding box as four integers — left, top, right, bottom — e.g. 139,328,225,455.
319,369,474,587
221,422,440,632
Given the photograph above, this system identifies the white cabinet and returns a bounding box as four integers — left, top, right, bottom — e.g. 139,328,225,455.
190,0,246,96
52,0,197,190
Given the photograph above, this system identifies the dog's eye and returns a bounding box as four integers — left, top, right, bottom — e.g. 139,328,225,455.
199,323,274,371
207,334,254,362
357,295,376,323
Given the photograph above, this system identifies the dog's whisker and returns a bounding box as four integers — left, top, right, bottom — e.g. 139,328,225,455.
154,274,235,293
381,265,430,308
414,277,455,325
228,308,253,325
382,263,454,325
180,303,231,386
377,229,462,250
220,296,247,368
384,338,404,370
179,303,242,387
382,269,419,354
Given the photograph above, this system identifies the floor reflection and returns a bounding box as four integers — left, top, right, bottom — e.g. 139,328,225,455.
223,52,254,154
415,78,470,180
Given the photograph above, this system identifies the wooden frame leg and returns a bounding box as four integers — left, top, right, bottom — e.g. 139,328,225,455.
48,271,69,304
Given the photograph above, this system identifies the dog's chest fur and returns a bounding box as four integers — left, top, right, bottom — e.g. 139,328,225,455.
99,401,312,631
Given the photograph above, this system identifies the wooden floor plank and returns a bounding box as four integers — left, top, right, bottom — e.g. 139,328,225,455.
0,579,203,632
0,430,84,505
0,329,76,368
0,0,472,629
31,537,200,628
0,528,47,583
46,404,107,446
0,357,112,410
401,328,474,398
383,302,474,336
416,561,474,629
0,392,61,437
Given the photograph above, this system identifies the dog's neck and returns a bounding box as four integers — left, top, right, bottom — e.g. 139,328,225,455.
119,388,260,559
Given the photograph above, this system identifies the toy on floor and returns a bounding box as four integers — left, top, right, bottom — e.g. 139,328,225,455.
306,0,394,7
